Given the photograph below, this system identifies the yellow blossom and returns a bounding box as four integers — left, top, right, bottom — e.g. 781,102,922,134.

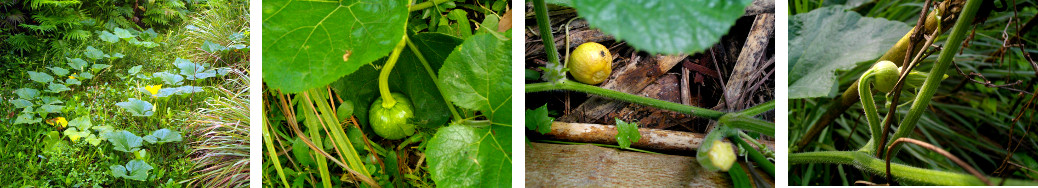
46,117,68,128
69,134,81,142
70,73,77,79
145,85,162,96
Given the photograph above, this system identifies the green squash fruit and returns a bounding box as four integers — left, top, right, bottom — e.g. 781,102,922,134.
369,92,417,140
872,60,900,93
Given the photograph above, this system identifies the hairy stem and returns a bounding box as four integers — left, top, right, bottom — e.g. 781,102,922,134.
729,134,774,176
790,151,1032,185
526,81,774,136
888,0,982,156
533,0,561,66
378,36,409,108
856,69,881,154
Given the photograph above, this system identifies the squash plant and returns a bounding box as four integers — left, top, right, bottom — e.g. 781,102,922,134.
526,0,774,186
262,0,511,187
789,0,1038,185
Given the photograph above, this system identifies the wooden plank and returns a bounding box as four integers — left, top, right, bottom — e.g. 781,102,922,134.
526,143,730,188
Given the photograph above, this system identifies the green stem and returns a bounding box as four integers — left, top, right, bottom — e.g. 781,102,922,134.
404,37,462,121
379,36,409,108
533,0,561,66
526,81,725,119
718,113,775,136
408,0,451,12
737,100,774,117
727,162,752,188
856,69,881,154
790,151,1034,185
527,81,774,135
888,0,982,156
729,134,774,177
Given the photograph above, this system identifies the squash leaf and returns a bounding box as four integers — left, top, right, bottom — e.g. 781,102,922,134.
525,104,553,134
67,58,88,71
437,34,512,124
143,128,183,144
47,67,69,76
28,71,54,83
788,6,910,99
110,159,152,181
107,130,143,152
14,88,39,99
615,118,641,149
115,98,155,117
426,124,511,187
263,0,409,93
570,0,753,54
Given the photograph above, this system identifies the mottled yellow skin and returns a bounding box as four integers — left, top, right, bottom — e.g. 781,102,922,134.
568,42,612,85
709,140,736,171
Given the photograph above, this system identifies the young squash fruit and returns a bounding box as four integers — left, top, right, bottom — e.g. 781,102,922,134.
568,42,613,85
871,60,900,93
369,92,417,140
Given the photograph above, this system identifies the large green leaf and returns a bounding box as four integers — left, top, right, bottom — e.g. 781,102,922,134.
174,58,218,80
10,99,33,108
14,113,40,125
46,83,70,93
98,30,119,43
332,33,462,128
143,128,183,144
84,46,106,60
110,159,152,181
107,130,143,152
153,72,185,85
67,58,88,71
14,88,39,99
47,67,70,76
68,116,93,130
263,0,409,93
115,98,155,117
426,125,511,187
437,34,512,124
569,0,753,54
113,28,136,39
788,6,910,99
28,71,54,83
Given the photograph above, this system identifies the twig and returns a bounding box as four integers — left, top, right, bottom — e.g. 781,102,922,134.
885,138,991,186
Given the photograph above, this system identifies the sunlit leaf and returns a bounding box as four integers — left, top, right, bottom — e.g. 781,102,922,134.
142,128,182,144
84,46,106,60
113,27,136,39
99,30,119,43
28,71,54,83
110,159,152,181
427,124,511,187
107,130,143,152
46,83,71,93
10,99,33,108
263,0,409,93
67,58,88,71
14,88,39,99
153,72,184,85
115,98,154,117
47,67,69,76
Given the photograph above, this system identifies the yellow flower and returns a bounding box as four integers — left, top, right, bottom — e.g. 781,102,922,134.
69,134,81,142
46,117,68,128
145,85,162,96
69,73,77,79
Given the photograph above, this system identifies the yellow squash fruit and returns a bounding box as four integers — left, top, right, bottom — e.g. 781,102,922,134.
568,42,612,85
